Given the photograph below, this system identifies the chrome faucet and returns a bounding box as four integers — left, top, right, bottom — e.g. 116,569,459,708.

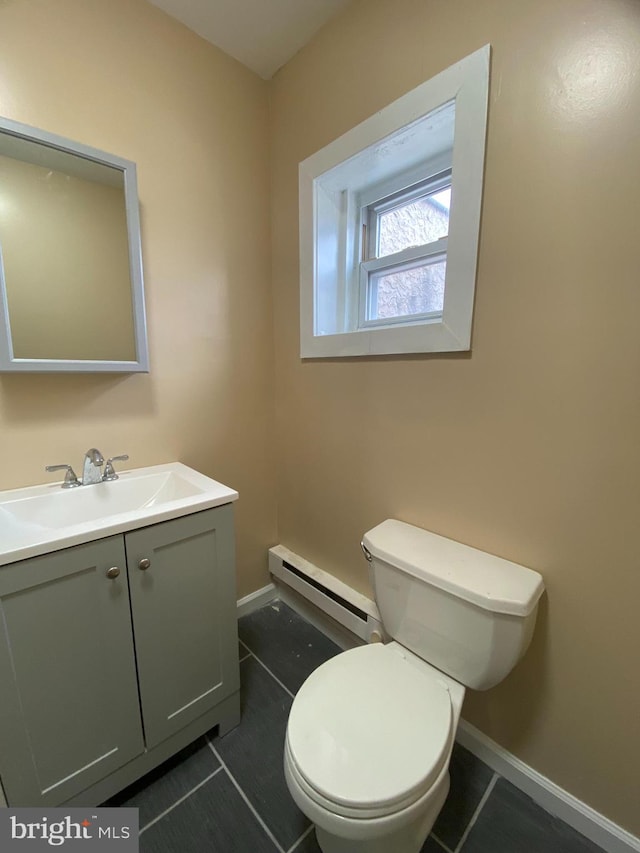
46,448,130,487
82,448,104,485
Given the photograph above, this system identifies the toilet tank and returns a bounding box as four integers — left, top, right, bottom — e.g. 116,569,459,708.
362,520,544,691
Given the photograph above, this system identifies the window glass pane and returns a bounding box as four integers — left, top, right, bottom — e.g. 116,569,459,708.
369,258,446,321
378,187,450,257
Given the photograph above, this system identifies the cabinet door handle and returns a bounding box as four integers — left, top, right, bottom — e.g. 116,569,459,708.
138,558,151,571
106,567,121,579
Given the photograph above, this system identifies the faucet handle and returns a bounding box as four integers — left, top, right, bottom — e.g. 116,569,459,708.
102,455,129,482
45,464,81,489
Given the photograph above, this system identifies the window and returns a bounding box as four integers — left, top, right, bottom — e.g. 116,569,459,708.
359,170,451,328
299,45,490,358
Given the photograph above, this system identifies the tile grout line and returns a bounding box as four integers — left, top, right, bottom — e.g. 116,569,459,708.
431,831,455,853
453,772,499,853
238,652,252,663
285,823,315,853
239,640,296,699
138,765,224,835
207,737,287,853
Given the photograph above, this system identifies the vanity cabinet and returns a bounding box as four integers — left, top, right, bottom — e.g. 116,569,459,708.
0,504,240,807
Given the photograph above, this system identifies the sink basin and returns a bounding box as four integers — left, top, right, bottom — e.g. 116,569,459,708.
0,462,238,566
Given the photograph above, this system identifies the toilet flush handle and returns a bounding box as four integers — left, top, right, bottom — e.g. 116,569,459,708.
360,541,372,562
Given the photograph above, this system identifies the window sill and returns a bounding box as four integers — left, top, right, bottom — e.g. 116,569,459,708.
300,318,469,359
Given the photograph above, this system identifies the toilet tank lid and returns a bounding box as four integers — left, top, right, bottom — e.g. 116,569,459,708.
363,520,544,616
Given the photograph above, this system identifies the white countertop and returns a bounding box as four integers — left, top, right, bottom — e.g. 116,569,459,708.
0,462,238,567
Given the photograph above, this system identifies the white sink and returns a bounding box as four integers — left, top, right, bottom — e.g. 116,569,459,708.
0,462,238,566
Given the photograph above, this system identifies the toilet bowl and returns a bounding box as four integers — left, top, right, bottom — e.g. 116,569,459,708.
284,519,544,853
284,643,465,853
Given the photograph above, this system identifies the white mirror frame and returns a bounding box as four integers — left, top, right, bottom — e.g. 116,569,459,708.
0,115,149,373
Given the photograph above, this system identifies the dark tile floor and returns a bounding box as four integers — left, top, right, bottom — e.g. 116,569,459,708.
109,600,606,853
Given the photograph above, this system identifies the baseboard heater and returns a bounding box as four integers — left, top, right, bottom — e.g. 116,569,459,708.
268,545,382,643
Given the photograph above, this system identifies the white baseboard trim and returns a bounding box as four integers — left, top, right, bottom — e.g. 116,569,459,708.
236,583,277,619
457,720,640,853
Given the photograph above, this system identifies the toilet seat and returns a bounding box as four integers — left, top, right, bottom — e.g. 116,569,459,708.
286,643,453,819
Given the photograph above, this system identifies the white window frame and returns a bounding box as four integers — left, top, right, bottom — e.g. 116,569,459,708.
360,250,448,329
299,44,490,358
358,168,452,328
362,169,452,261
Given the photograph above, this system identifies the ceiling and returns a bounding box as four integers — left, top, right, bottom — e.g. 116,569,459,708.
148,0,352,79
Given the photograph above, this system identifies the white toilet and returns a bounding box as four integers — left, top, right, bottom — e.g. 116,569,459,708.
284,519,544,853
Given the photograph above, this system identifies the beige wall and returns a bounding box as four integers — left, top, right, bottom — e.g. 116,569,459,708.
270,0,640,835
1,0,639,835
0,0,275,597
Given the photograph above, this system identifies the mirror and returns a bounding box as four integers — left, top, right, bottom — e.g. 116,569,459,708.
0,116,148,372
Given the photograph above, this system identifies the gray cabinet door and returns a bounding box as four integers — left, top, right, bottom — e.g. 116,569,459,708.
126,505,240,748
0,537,144,805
